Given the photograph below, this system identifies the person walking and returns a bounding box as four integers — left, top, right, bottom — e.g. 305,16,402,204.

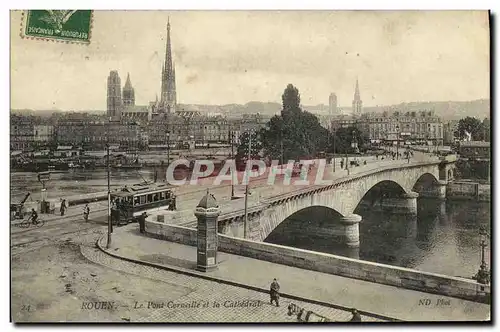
349,308,362,322
83,204,90,222
270,278,280,307
60,199,67,216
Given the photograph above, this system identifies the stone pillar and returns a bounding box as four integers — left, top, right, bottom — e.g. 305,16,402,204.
194,191,221,272
435,180,447,200
403,213,418,239
380,191,419,215
418,180,448,200
340,214,362,248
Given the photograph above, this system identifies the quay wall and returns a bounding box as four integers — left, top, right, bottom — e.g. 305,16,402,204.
145,219,490,304
447,181,490,202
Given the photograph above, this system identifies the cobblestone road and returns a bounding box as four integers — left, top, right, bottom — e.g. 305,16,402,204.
80,242,385,322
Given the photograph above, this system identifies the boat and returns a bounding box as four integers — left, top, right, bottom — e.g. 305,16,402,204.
112,164,143,170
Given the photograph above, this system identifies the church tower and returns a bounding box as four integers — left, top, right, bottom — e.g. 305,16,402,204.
122,73,135,106
107,70,122,121
352,78,363,116
160,17,177,113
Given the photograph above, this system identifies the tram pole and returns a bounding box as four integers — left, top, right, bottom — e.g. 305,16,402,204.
106,119,112,248
230,130,235,199
244,130,252,239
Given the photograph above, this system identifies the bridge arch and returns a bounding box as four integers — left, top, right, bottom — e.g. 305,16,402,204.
263,205,343,241
259,204,343,242
412,172,440,194
354,179,410,212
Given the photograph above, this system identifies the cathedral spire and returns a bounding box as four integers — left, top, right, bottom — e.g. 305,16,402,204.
160,17,176,113
352,77,362,116
354,77,360,100
124,72,132,89
165,17,172,72
122,72,135,107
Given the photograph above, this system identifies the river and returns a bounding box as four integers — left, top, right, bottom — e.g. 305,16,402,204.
268,198,491,279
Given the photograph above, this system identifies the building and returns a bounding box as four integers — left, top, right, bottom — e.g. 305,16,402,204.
56,117,140,150
443,120,459,145
330,109,443,145
107,71,122,121
330,114,357,131
359,110,443,144
160,17,177,114
122,73,135,106
10,115,55,151
121,105,151,123
329,93,337,118
458,141,490,160
352,78,362,116
33,125,55,145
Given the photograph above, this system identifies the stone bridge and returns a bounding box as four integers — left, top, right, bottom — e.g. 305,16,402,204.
204,157,457,248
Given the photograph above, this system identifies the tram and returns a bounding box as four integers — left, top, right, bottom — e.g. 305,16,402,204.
110,182,176,225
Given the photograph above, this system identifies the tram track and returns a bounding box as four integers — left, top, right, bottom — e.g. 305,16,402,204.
10,176,279,253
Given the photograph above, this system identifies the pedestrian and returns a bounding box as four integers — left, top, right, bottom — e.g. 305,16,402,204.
83,204,90,222
270,278,280,307
340,159,344,169
60,199,67,216
349,308,362,322
138,212,147,233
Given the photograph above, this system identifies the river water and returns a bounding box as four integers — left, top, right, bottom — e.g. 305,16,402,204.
268,198,491,279
10,169,491,279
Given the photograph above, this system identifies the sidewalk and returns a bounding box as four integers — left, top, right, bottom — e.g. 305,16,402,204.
98,225,490,322
10,201,108,228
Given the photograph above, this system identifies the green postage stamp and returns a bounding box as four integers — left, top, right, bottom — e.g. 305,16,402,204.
21,10,93,43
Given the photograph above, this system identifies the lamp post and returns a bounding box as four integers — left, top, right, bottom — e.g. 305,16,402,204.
396,125,400,160
332,127,336,172
243,130,253,239
280,123,284,166
106,118,112,249
166,131,170,168
230,130,235,199
475,227,490,284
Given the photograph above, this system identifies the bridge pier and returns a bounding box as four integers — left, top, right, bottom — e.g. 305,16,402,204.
379,191,419,215
417,180,447,200
340,214,362,248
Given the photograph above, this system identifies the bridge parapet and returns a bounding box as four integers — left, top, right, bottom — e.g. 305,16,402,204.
174,158,456,245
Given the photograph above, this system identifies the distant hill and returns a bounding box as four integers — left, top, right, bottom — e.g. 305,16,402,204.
11,99,490,121
10,109,105,117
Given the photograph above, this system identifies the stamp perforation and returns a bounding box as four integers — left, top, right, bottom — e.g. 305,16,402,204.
19,10,93,45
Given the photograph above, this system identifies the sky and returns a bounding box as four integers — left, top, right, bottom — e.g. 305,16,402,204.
10,10,490,110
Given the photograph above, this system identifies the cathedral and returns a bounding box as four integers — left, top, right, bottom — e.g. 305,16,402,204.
106,18,178,122
352,78,363,116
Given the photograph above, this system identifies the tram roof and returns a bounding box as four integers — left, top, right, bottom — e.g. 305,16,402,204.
112,182,174,196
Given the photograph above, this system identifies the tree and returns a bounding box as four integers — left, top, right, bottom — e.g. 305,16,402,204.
455,117,482,141
481,118,490,142
330,126,370,154
235,130,262,163
281,84,301,118
259,84,328,162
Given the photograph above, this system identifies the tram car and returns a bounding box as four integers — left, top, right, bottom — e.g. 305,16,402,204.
110,183,176,226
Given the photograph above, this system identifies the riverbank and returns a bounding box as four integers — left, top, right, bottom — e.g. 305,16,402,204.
447,181,490,202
